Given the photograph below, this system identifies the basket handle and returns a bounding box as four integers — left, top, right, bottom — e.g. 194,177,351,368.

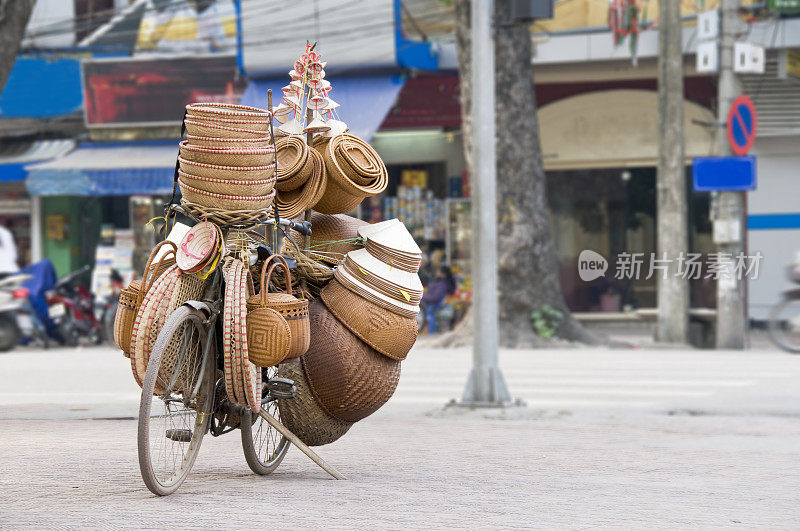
259,254,292,305
138,241,178,306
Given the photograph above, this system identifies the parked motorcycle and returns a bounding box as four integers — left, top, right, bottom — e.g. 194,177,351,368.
46,265,103,346
95,268,123,345
0,273,50,351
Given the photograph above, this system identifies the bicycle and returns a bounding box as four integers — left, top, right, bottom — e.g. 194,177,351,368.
137,208,342,496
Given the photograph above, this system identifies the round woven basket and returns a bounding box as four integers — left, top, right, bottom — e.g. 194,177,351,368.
186,114,271,132
313,134,388,214
179,141,274,167
335,135,383,186
276,136,314,192
320,279,417,361
276,148,327,219
185,102,270,119
179,156,275,181
301,301,401,423
184,134,271,148
184,119,269,139
180,199,273,227
289,212,367,265
276,357,353,446
178,169,274,197
179,179,276,210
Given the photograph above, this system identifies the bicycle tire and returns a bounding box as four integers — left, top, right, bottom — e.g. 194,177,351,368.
138,305,214,495
768,298,800,353
241,367,290,475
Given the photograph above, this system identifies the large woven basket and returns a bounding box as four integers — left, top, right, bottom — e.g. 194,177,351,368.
113,241,177,356
185,134,271,148
276,148,327,219
320,279,417,361
246,255,310,361
301,300,401,423
276,357,353,446
179,141,274,167
276,135,313,192
186,102,270,120
179,179,276,210
178,169,274,197
289,212,367,265
313,134,388,214
179,156,275,181
184,119,269,139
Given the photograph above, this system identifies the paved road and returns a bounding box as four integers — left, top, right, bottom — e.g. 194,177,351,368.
0,344,799,528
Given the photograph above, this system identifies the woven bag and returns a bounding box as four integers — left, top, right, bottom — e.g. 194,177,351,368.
113,241,177,356
301,301,401,423
277,357,353,446
246,255,310,362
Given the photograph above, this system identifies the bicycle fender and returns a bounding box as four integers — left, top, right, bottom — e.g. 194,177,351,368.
183,300,211,316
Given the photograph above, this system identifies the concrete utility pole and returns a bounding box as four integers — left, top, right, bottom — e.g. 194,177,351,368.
714,0,746,349
655,0,689,344
459,0,511,406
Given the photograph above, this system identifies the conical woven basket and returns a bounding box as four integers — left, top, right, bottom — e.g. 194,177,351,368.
179,156,275,181
320,279,417,361
276,357,353,447
179,179,276,210
301,301,401,423
178,170,275,197
185,134,271,148
179,141,274,167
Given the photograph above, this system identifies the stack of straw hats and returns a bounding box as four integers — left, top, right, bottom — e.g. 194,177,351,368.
312,134,388,215
275,136,327,219
178,102,277,212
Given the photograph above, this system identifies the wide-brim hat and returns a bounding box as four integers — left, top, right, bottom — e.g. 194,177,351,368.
345,248,423,296
333,266,419,318
320,279,417,361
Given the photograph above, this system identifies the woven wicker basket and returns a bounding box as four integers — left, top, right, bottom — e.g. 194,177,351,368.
313,134,388,214
184,119,269,139
276,148,327,219
178,169,274,197
186,102,270,120
276,136,313,192
246,255,310,361
178,179,276,210
289,212,367,265
179,141,274,167
179,156,275,181
277,357,353,446
320,279,417,361
301,300,401,423
185,134,271,148
113,241,177,356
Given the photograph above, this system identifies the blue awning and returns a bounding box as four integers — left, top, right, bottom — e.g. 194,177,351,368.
239,72,406,141
26,142,177,196
0,140,75,183
0,57,82,118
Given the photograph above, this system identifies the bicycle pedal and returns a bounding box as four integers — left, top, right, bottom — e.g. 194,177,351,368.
165,429,192,442
265,377,296,399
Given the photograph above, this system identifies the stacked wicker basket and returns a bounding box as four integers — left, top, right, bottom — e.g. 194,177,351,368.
178,103,277,218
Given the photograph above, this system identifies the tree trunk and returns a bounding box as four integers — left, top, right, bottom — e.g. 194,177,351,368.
441,0,596,348
0,0,36,93
655,0,689,344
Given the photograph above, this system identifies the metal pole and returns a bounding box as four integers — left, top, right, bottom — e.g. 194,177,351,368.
714,0,746,349
459,0,511,406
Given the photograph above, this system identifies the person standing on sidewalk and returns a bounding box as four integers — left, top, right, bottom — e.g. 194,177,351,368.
422,265,455,334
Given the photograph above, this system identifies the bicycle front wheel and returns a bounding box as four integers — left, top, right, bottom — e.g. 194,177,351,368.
768,298,800,353
138,306,214,496
241,366,290,475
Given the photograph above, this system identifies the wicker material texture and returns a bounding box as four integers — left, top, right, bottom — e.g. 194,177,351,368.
185,134,271,148
320,279,417,361
276,357,353,447
246,307,291,367
275,135,313,191
288,212,367,265
179,141,274,167
246,255,309,360
276,148,327,219
301,301,401,423
178,170,275,197
178,179,276,210
313,134,388,214
186,102,270,120
180,199,273,227
178,156,275,181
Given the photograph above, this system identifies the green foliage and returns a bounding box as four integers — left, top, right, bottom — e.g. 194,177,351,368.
530,304,564,339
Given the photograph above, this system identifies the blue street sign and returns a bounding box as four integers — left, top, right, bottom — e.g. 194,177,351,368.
692,156,757,192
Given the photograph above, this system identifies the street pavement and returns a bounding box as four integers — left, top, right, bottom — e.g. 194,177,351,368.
0,343,799,528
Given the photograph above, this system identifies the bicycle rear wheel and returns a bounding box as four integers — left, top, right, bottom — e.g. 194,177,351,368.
241,366,290,475
138,306,214,495
768,298,800,353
